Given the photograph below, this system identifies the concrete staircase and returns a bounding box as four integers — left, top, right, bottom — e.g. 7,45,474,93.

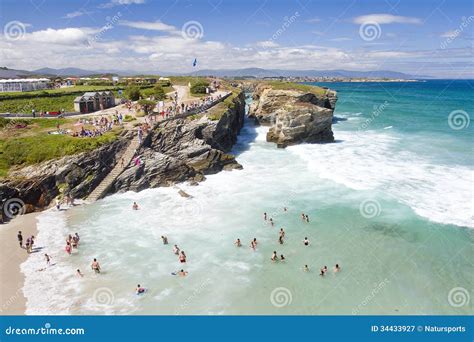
87,135,140,201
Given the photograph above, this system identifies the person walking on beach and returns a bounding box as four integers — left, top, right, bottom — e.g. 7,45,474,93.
45,253,52,266
55,198,61,210
17,231,23,248
25,237,31,254
161,236,168,245
91,258,101,273
234,238,242,247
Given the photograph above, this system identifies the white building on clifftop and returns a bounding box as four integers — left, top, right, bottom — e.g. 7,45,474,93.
0,78,50,92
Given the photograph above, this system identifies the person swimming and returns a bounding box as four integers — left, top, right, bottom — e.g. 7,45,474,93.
271,251,278,262
303,237,310,246
320,268,325,276
179,251,187,263
283,207,288,212
303,265,309,272
173,245,180,255
136,284,146,294
161,236,168,245
280,254,285,261
132,202,139,210
235,238,242,247
334,264,341,273
91,258,101,273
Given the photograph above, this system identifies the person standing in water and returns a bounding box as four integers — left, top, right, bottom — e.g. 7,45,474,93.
132,202,139,210
173,245,180,255
271,251,278,262
17,231,23,248
136,284,146,294
303,237,310,246
280,254,285,261
91,258,101,273
44,254,52,266
303,265,309,272
333,264,341,273
76,269,84,277
305,214,310,223
234,238,242,247
269,218,274,227
250,238,258,250
263,212,267,221
279,228,285,244
179,251,187,263
65,242,71,255
161,236,168,245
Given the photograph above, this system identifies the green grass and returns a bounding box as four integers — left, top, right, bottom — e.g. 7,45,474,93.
0,95,76,113
0,85,124,99
168,76,206,86
0,130,120,177
263,81,327,96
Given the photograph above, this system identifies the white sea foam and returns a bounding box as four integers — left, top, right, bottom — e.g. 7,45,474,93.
288,129,473,228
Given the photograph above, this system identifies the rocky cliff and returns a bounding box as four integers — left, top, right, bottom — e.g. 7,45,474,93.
0,132,131,214
109,91,246,193
249,83,337,147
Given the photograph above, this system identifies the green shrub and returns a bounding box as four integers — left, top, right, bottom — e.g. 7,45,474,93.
125,85,141,101
190,80,210,95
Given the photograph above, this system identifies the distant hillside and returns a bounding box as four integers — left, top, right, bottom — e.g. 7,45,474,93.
1,66,430,79
0,67,35,78
187,68,428,79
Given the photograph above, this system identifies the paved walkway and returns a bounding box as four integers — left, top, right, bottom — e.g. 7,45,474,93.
86,87,231,201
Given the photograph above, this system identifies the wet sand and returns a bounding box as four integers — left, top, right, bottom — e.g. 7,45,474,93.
0,212,39,315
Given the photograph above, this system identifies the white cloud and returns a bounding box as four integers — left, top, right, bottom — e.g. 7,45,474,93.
305,18,320,23
353,14,422,25
329,37,352,42
440,30,457,38
119,20,178,33
63,11,85,19
255,40,279,48
27,28,96,45
99,0,145,8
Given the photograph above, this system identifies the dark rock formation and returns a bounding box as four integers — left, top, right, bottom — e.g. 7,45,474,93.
0,132,131,214
249,84,337,147
110,91,246,193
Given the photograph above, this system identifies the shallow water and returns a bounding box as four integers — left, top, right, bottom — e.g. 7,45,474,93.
23,82,473,315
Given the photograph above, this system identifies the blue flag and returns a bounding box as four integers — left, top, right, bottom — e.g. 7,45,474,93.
192,58,197,67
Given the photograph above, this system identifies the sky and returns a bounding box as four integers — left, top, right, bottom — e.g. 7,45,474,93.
0,0,473,77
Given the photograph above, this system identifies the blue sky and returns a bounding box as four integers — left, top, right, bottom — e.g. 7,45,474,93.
0,0,473,77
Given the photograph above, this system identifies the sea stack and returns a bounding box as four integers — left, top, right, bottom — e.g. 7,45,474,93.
249,82,337,147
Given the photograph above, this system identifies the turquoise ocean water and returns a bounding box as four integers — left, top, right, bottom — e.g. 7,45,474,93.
22,80,473,315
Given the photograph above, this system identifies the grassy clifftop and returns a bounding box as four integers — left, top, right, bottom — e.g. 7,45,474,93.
0,118,121,178
260,81,327,96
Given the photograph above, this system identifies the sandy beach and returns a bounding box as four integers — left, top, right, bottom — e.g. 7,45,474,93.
0,212,39,315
